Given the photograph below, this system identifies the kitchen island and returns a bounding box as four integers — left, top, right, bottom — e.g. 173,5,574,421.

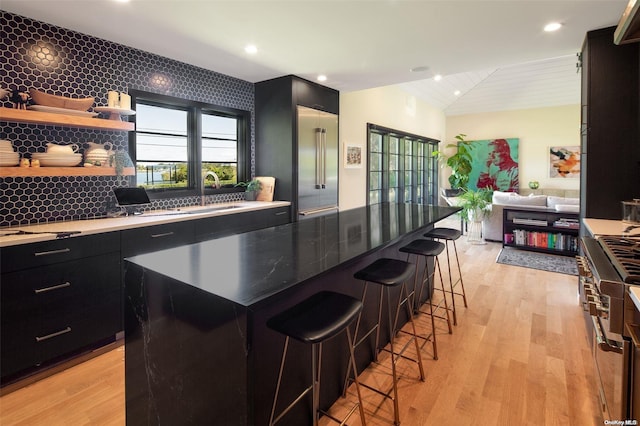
124,202,460,425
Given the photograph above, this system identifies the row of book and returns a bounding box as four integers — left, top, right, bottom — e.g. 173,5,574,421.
504,229,578,252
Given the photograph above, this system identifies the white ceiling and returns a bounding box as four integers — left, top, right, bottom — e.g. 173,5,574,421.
1,0,629,116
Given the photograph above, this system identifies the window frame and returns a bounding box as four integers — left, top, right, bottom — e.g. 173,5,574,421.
129,89,251,200
366,123,439,206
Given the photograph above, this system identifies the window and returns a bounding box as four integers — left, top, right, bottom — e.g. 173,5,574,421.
367,123,438,205
130,90,250,197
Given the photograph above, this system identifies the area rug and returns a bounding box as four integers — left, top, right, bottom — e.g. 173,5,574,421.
496,248,577,275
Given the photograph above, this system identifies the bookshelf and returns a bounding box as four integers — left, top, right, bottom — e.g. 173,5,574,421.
502,207,579,256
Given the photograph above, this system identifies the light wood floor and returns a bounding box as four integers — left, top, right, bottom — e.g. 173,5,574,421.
0,219,602,425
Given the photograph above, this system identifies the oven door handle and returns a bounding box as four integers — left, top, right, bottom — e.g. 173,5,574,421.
592,316,624,354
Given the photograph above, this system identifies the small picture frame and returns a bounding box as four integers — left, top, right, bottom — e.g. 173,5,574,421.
344,144,362,168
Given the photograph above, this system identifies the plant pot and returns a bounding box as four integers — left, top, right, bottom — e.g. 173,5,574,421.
467,208,487,245
245,190,257,201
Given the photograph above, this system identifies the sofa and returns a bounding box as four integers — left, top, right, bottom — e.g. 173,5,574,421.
483,190,580,242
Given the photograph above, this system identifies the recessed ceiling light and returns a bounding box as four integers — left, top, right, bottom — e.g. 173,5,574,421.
113,0,130,3
434,74,442,82
317,75,327,82
544,22,562,32
244,44,258,54
410,66,429,73
454,90,461,96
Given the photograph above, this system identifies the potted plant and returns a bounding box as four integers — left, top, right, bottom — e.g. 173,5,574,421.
457,188,493,223
433,133,473,196
237,179,262,201
457,188,493,244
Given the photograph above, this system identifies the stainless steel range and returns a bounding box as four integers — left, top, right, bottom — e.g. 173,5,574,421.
578,235,640,422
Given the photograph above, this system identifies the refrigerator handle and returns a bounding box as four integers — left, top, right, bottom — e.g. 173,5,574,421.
321,128,327,189
315,128,322,189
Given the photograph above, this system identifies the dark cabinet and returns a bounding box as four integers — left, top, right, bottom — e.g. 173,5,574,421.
580,26,640,220
255,75,339,217
121,221,196,257
1,206,290,384
194,206,291,242
1,233,121,382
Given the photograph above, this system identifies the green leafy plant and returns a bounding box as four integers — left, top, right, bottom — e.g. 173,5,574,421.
457,188,493,222
109,150,134,177
235,179,262,191
246,179,262,192
235,179,262,200
432,133,473,191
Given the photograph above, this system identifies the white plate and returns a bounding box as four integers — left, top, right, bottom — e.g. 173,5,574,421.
28,105,99,117
32,153,82,158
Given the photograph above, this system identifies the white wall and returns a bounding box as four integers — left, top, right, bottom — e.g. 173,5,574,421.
445,104,581,193
339,85,446,210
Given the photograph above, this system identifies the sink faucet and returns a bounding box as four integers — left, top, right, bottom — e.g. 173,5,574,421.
201,170,221,206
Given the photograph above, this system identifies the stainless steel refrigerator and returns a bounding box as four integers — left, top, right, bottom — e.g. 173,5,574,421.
297,105,338,219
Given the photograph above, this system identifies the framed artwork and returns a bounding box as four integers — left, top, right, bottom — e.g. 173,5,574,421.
466,138,519,192
549,146,580,178
344,144,362,168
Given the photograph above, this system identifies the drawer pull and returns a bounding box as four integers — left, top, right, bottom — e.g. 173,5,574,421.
151,232,174,238
275,211,287,216
34,281,71,294
35,326,72,342
34,248,71,257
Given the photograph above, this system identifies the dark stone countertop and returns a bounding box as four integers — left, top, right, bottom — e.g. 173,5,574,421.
125,202,459,308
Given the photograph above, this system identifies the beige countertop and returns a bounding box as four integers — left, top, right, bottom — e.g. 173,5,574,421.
582,218,640,238
0,201,291,248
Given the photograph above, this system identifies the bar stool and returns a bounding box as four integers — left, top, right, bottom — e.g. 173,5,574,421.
267,291,367,426
398,239,452,360
424,227,468,325
345,258,425,426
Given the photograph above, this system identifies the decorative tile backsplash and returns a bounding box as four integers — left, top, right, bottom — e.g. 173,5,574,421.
0,11,255,227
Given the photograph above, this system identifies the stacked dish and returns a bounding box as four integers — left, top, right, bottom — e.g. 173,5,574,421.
31,152,82,167
0,140,19,167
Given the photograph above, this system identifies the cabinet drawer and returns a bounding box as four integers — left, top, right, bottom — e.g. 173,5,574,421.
194,207,291,242
121,221,195,257
263,206,291,227
1,252,121,315
1,290,121,380
1,232,120,273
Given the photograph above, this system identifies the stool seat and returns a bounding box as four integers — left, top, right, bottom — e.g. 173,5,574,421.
424,227,468,327
268,291,363,344
399,239,445,257
353,258,413,286
268,291,366,425
424,227,461,241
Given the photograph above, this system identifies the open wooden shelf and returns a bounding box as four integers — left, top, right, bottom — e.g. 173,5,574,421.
0,107,134,131
0,167,135,177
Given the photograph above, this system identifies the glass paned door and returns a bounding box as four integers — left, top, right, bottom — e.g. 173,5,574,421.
367,124,439,206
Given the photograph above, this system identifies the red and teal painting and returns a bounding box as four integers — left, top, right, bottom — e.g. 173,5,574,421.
467,138,519,192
